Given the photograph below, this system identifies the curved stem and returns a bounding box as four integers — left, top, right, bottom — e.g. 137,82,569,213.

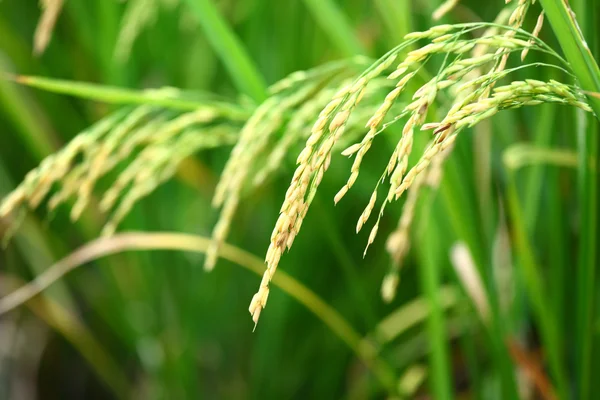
0,231,397,394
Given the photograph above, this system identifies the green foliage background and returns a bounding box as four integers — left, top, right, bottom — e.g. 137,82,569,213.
0,0,599,399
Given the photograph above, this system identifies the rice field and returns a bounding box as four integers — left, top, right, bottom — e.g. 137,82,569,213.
0,0,599,398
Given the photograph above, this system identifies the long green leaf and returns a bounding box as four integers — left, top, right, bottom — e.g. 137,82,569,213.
539,0,600,116
9,75,249,119
182,0,267,101
505,172,568,398
414,187,455,400
537,3,600,396
540,1,599,397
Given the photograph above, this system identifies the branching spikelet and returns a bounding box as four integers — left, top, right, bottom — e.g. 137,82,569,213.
521,12,545,61
357,192,377,233
404,80,590,200
70,106,156,220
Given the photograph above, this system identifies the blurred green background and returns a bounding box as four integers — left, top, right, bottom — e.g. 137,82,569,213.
1,0,600,399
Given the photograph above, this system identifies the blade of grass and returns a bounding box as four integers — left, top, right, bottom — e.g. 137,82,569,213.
503,144,578,170
505,138,580,371
415,244,453,400
181,0,267,102
575,72,598,400
544,164,567,356
300,0,365,57
473,120,493,263
415,192,454,400
538,0,600,116
94,0,125,84
540,0,600,396
373,0,412,46
7,74,250,118
570,1,599,398
441,153,521,400
523,104,557,232
504,169,568,398
0,66,57,159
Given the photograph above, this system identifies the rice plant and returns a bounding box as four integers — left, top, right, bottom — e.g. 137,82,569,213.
1,0,599,398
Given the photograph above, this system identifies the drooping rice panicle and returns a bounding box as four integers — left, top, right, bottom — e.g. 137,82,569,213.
249,15,587,323
206,60,370,271
0,104,237,240
398,79,591,200
383,3,541,259
248,93,360,322
379,1,549,299
206,88,323,271
351,30,550,254
247,47,429,324
102,126,237,236
0,109,130,220
252,86,341,187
